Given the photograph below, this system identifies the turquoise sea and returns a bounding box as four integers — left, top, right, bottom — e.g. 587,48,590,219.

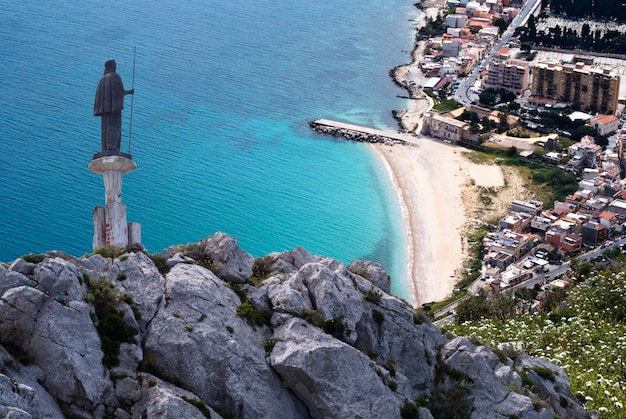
0,0,420,299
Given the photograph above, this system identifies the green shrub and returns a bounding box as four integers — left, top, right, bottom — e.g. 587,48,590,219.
148,254,170,275
182,243,217,273
250,256,273,285
298,310,349,340
236,300,271,328
84,279,137,368
363,288,382,303
263,337,276,355
372,310,384,324
21,253,44,264
427,380,474,419
529,366,555,382
388,380,398,391
229,284,248,303
400,401,419,419
181,396,211,418
117,273,127,281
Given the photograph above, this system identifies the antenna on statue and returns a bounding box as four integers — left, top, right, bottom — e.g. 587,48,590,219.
128,46,136,154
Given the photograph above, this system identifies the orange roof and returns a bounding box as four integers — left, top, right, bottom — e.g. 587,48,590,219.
599,211,617,221
456,7,467,14
467,18,490,28
592,115,618,125
497,47,510,56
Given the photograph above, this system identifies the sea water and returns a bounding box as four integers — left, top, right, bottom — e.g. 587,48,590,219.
0,0,420,299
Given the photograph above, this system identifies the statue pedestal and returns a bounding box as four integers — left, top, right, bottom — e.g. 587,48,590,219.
89,155,141,250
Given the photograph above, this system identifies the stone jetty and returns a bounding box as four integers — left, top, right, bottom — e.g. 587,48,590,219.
309,119,416,146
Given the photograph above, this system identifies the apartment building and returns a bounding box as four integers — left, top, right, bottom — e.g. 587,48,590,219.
484,49,530,94
531,61,620,114
581,221,609,246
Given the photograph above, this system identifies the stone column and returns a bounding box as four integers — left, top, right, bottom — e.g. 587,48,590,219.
89,155,141,251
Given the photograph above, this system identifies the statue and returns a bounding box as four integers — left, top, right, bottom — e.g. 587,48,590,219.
94,60,134,156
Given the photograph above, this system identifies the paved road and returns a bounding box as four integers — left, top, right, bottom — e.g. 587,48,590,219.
454,0,542,106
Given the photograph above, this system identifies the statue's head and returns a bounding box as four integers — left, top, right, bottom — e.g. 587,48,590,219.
104,60,116,74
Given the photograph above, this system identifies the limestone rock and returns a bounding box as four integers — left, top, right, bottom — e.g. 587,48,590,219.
0,406,32,418
76,253,112,279
0,265,36,298
143,263,308,418
0,373,35,416
347,259,391,293
270,317,403,418
0,286,112,411
514,354,585,418
33,257,86,303
266,247,319,275
105,251,165,334
9,258,36,276
165,251,194,268
204,232,254,283
132,380,219,419
0,241,589,418
115,377,141,405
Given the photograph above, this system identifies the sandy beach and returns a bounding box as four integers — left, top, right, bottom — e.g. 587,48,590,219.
373,1,531,305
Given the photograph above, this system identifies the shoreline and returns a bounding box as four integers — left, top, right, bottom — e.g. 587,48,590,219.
373,0,506,305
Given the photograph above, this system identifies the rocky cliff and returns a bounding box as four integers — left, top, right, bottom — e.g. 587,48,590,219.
0,233,588,418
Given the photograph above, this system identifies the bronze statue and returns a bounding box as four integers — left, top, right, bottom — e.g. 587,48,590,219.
94,60,134,155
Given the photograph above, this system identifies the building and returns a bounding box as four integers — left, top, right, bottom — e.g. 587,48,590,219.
442,39,462,57
590,115,619,136
499,212,532,233
484,49,530,94
498,266,533,289
422,112,471,143
581,221,608,246
567,136,602,170
560,234,582,254
445,13,468,28
511,200,544,216
531,61,620,114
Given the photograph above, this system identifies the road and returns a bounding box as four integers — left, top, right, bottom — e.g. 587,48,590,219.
454,0,542,106
433,236,626,326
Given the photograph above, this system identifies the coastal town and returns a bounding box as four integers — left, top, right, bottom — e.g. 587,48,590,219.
311,0,626,308
401,0,626,300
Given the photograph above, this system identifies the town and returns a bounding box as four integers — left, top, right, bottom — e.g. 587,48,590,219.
410,0,626,300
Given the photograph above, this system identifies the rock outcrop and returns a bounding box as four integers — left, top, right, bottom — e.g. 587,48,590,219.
0,234,588,418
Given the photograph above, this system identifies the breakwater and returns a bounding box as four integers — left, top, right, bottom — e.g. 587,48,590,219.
308,119,416,146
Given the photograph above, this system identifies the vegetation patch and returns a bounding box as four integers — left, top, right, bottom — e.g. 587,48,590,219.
93,244,143,260
298,310,350,340
363,288,382,303
21,253,45,264
181,396,212,418
372,310,384,325
528,366,556,382
447,268,626,416
263,337,276,356
432,99,463,112
148,254,170,275
84,278,137,368
236,300,271,328
249,256,273,285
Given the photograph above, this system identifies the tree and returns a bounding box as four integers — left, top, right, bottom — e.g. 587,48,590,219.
493,17,509,35
527,15,537,42
520,41,532,54
479,88,498,106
